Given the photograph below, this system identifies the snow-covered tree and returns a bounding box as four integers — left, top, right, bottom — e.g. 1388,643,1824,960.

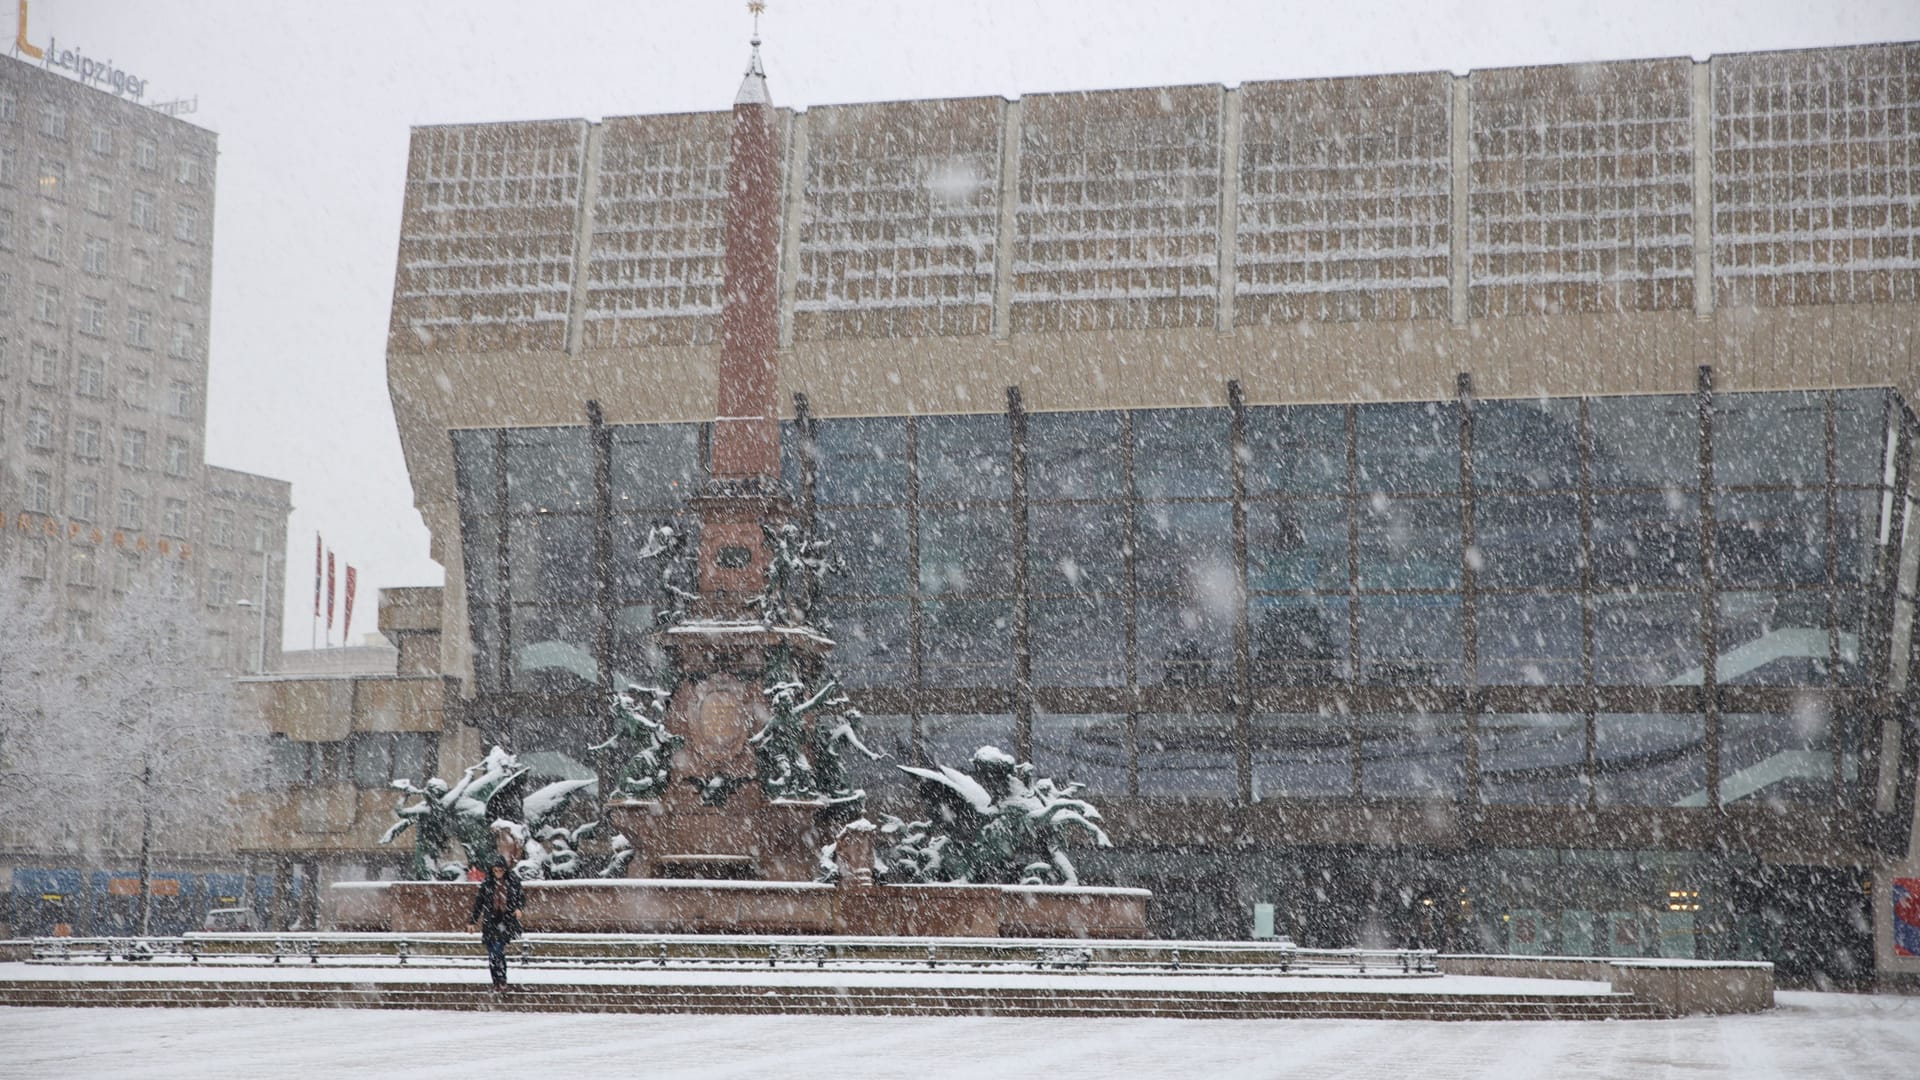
0,575,69,818
834,746,1112,887
3,581,265,934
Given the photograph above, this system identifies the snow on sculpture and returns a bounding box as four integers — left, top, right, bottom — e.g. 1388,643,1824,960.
381,745,621,880
825,746,1112,887
590,684,683,799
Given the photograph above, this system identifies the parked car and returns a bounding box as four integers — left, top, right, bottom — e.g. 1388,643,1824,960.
200,907,263,933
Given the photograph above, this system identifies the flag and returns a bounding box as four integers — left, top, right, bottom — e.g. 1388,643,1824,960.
313,534,323,618
343,566,358,643
326,550,335,633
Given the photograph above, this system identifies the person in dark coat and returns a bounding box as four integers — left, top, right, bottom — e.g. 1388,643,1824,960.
467,857,525,990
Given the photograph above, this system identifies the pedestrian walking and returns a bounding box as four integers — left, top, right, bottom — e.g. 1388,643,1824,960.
467,856,525,991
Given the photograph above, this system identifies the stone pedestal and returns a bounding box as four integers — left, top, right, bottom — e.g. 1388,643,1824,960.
608,791,826,883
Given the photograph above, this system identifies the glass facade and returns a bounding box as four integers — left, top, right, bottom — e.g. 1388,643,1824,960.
452,385,1910,835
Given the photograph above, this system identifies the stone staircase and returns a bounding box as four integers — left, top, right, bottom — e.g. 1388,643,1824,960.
0,977,1664,1021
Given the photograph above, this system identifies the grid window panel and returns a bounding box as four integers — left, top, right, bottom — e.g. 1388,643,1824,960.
1356,713,1465,799
1251,712,1353,799
1594,714,1705,806
1136,712,1236,799
1032,713,1130,797
1479,713,1588,806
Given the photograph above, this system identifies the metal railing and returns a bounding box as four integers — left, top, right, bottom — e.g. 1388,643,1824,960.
21,933,1439,978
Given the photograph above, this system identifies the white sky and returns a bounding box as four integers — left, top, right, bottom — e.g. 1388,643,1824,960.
31,0,1920,650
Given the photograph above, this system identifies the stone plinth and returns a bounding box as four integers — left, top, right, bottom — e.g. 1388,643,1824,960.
608,793,826,883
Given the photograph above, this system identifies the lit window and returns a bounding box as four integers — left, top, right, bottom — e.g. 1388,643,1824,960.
38,158,64,199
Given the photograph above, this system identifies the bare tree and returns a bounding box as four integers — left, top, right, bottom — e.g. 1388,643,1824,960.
9,580,265,934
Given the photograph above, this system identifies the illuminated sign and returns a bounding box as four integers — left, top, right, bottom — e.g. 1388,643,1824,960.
14,0,150,100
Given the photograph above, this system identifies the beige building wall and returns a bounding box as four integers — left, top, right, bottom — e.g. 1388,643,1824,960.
383,42,1920,688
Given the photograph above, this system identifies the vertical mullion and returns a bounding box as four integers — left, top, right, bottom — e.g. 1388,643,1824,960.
1873,409,1913,682
588,402,614,700
793,392,817,524
1579,398,1599,812
492,429,512,698
1122,411,1140,797
1229,381,1252,805
1009,387,1032,761
1458,374,1480,809
1697,366,1720,811
1346,404,1362,799
906,418,924,761
1825,391,1844,796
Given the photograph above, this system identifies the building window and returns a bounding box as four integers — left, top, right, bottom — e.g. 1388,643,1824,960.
162,498,187,537
29,342,58,383
69,480,97,521
0,207,14,250
85,174,110,214
24,407,53,449
175,155,202,186
70,550,97,589
23,539,49,579
171,262,195,300
0,146,14,185
73,418,102,461
349,733,433,790
210,508,235,547
130,189,157,231
253,519,270,553
267,736,323,787
88,126,112,155
134,138,158,170
167,320,196,360
31,214,61,261
167,379,194,418
38,107,65,139
0,88,15,122
65,610,90,644
120,427,147,467
24,470,52,513
75,353,106,396
207,568,233,606
78,296,107,336
33,283,60,323
172,205,198,243
123,369,149,410
164,437,191,477
128,248,150,287
126,308,152,348
118,488,144,530
114,551,140,593
81,235,108,274
38,158,64,200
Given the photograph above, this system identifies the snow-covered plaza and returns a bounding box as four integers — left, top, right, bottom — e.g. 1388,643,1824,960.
0,991,1911,1079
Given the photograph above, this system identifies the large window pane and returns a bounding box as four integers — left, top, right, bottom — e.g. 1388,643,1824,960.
1716,591,1831,686
1591,491,1699,587
1030,595,1127,687
1715,490,1827,587
1137,597,1233,687
1589,395,1698,490
1355,595,1462,685
1247,500,1348,591
1355,401,1459,493
452,429,498,512
1137,712,1235,799
1028,503,1127,594
1480,713,1587,806
612,514,694,601
505,427,592,512
1833,590,1867,685
1594,714,1705,806
1244,405,1347,496
611,423,701,510
1027,410,1124,500
1356,712,1464,799
349,733,395,790
1250,594,1349,686
610,601,668,687
843,714,912,798
917,414,1011,502
1715,392,1825,487
820,507,910,597
1833,489,1881,585
1135,502,1233,594
1033,713,1129,796
1834,388,1891,486
508,515,594,601
1133,408,1230,499
1252,712,1351,799
920,599,1012,687
1592,592,1702,685
818,600,909,689
1477,593,1584,686
922,714,1015,770
1355,496,1461,589
1475,495,1580,589
1722,711,1834,804
1473,398,1582,491
919,506,1012,595
510,604,600,692
815,417,907,505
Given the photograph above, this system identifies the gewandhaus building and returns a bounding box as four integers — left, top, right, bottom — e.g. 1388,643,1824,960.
375,41,1920,986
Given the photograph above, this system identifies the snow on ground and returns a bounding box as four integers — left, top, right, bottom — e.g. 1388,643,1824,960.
0,992,1913,1080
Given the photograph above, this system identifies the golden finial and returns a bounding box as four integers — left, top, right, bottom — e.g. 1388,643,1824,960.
748,1,766,44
